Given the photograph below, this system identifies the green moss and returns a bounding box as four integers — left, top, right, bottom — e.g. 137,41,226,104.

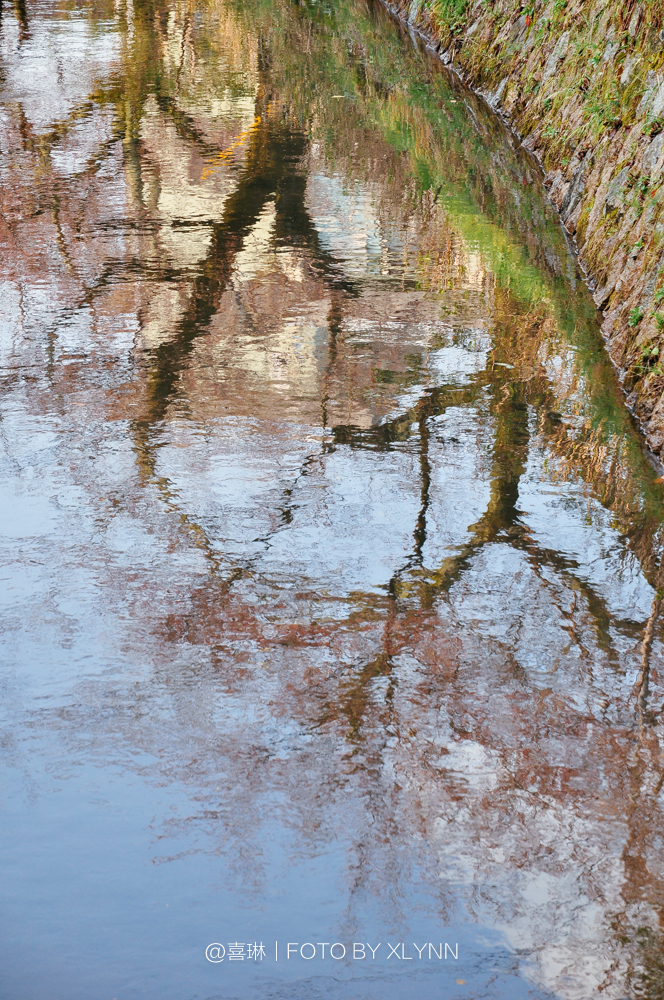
576,204,591,244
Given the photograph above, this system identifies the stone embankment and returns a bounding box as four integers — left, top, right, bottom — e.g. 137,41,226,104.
381,0,664,456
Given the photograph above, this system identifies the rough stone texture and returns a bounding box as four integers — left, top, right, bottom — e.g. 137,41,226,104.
379,0,664,456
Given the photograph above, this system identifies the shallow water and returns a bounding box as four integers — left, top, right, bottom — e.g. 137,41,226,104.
1,1,664,998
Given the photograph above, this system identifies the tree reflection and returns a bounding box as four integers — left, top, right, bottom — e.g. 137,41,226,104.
2,0,664,995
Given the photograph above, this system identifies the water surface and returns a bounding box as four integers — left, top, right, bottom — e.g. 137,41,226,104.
1,1,664,998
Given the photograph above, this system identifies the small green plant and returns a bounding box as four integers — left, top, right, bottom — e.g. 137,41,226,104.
430,0,468,30
629,307,645,327
633,340,662,377
550,0,567,23
583,85,622,133
656,312,664,331
542,123,559,139
655,288,664,306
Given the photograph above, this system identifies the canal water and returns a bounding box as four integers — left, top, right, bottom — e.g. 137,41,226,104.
1,1,664,998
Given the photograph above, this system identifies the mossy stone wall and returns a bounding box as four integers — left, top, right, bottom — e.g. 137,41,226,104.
382,0,664,455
